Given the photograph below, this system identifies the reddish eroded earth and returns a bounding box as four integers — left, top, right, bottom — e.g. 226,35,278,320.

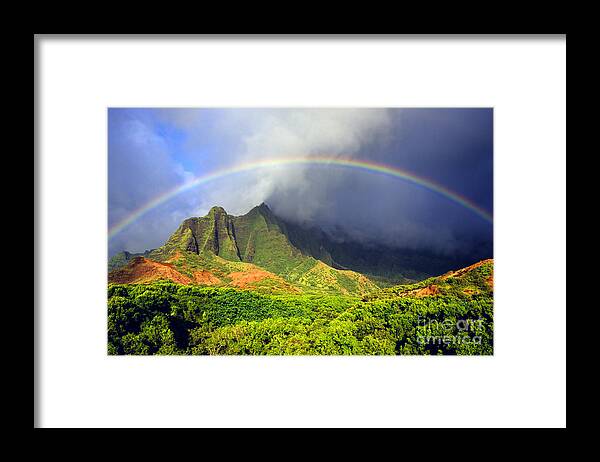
447,258,494,290
440,258,493,280
414,284,440,297
227,267,299,292
193,270,222,285
398,259,494,298
396,284,440,298
108,256,295,291
393,283,440,299
108,257,192,285
228,268,282,288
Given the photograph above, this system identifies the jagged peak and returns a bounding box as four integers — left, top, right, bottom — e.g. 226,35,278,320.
208,205,227,216
253,202,275,218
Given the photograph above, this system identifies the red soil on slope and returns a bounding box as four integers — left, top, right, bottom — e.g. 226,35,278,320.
193,270,222,285
414,284,441,297
440,258,494,280
109,257,278,289
108,257,192,285
228,268,284,288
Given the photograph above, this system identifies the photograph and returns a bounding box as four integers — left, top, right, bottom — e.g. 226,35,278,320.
107,108,494,355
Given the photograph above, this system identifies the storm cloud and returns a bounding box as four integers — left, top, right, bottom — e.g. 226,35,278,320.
108,108,493,259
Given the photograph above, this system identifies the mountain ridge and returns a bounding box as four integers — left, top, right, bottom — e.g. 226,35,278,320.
109,203,380,295
108,203,492,295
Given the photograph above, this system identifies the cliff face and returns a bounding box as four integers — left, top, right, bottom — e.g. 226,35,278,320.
109,202,491,295
109,202,487,288
163,206,241,261
141,203,313,278
109,203,380,295
228,203,314,275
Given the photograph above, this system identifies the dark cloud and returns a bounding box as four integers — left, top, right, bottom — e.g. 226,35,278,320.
108,108,493,260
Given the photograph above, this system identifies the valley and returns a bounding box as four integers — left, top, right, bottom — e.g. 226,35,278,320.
108,204,493,355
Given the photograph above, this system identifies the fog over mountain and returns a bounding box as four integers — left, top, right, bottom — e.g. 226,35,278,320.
108,108,493,260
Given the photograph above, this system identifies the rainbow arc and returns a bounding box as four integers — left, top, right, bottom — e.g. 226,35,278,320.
108,156,493,240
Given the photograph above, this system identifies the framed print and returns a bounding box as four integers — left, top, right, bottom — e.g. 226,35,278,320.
107,107,494,356
35,35,566,428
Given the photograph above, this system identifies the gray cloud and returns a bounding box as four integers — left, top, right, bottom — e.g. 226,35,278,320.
192,108,394,222
108,110,197,255
109,108,493,259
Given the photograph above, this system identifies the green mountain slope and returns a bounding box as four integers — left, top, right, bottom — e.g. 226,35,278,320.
109,203,491,286
109,203,378,295
230,203,315,276
108,203,493,297
364,258,494,301
107,258,493,355
157,206,240,260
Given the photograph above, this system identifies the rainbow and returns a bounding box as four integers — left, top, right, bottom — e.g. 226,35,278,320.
108,156,493,240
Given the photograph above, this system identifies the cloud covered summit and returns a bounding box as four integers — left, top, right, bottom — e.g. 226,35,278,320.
108,108,493,259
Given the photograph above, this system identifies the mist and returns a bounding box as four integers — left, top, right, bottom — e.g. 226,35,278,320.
108,108,493,259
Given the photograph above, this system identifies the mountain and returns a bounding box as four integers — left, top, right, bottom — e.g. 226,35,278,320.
160,206,241,260
109,203,377,295
108,203,491,295
363,258,493,301
108,204,494,355
274,220,490,283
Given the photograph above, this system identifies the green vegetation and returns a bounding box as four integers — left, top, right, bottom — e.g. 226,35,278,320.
109,204,381,296
108,260,493,355
108,204,493,356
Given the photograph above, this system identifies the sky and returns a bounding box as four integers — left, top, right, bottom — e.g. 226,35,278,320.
108,108,493,258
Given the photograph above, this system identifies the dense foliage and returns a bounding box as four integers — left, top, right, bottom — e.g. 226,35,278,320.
108,266,493,356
